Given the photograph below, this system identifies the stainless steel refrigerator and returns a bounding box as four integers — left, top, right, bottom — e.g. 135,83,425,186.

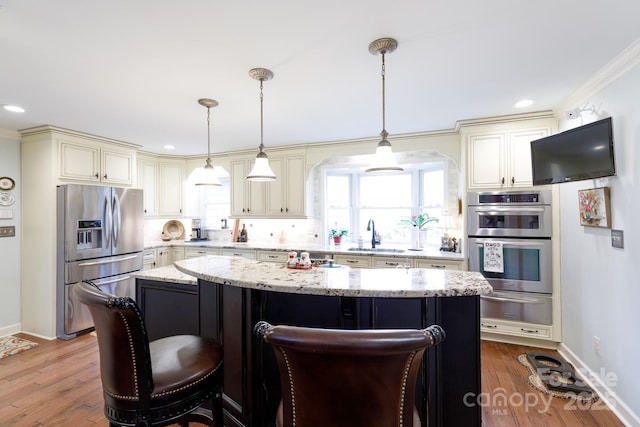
56,184,144,339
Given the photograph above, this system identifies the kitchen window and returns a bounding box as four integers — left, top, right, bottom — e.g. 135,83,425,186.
325,161,447,246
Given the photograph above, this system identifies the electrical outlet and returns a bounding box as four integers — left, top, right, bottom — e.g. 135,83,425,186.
593,336,601,356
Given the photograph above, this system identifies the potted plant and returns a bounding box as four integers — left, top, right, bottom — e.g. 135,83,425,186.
400,213,439,248
330,227,348,245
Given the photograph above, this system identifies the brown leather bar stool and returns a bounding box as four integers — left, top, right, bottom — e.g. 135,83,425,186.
74,280,223,427
254,321,445,427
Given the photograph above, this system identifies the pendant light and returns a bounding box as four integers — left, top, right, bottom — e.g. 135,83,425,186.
246,68,277,181
365,38,403,174
195,98,221,186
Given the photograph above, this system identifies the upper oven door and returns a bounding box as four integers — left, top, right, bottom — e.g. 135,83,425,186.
467,205,552,238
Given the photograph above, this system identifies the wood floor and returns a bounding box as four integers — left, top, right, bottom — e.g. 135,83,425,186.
0,333,624,426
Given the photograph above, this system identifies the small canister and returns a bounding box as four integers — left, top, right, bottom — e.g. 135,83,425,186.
300,251,311,268
287,251,298,267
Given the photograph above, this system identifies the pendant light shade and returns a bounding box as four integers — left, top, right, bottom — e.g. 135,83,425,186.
195,98,221,186
365,38,403,174
246,68,277,181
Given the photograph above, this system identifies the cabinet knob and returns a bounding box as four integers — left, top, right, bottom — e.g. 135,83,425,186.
511,176,515,185
280,208,284,213
103,174,108,179
94,173,99,179
501,177,505,185
285,208,289,213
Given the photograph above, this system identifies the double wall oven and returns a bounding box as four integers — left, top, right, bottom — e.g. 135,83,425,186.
467,190,553,325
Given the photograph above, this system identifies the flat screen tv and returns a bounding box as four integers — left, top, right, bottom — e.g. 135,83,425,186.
530,117,615,185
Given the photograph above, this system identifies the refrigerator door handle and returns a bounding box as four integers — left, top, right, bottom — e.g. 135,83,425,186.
104,191,112,248
77,254,139,267
112,192,121,247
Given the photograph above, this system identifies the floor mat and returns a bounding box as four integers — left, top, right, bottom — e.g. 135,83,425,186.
517,353,598,403
0,335,39,359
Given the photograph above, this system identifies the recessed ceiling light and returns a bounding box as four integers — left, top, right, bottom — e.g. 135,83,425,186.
164,144,175,150
515,99,534,108
3,105,25,113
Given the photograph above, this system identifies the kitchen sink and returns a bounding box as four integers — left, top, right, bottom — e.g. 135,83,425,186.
347,247,405,253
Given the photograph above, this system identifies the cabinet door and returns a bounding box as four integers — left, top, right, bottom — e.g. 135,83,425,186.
284,155,305,216
171,247,185,262
507,128,550,188
142,249,157,270
158,162,184,216
230,159,265,217
467,133,505,189
138,160,158,216
102,148,134,185
265,155,306,217
136,279,199,341
265,157,284,216
59,141,101,182
156,248,171,267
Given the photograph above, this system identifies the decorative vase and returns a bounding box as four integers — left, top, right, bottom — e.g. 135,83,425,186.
418,229,427,248
333,236,342,245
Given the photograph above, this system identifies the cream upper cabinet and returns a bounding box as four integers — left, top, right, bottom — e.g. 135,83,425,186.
137,158,158,216
230,158,266,217
463,115,556,190
158,160,184,216
137,155,184,217
265,154,306,218
59,139,135,185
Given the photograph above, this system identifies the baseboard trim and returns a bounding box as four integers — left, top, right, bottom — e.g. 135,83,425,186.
557,343,640,427
0,323,22,338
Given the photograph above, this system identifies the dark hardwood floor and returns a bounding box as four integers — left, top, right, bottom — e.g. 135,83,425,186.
0,333,625,426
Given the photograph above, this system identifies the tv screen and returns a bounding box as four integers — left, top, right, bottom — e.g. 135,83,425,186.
530,117,615,185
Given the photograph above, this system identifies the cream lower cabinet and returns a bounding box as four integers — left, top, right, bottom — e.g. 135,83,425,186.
256,250,288,263
265,154,306,218
185,247,221,259
221,248,256,259
412,258,462,270
462,115,556,189
59,138,135,185
333,254,371,268
143,249,157,270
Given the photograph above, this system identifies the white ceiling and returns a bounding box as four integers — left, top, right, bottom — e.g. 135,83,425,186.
1,1,639,156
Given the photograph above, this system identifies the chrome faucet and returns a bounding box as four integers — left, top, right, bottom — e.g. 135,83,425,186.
367,219,376,249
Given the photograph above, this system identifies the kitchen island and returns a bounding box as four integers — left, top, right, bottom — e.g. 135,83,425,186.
174,256,491,427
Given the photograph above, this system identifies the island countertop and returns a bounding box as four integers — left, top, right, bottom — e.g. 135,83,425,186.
174,255,491,298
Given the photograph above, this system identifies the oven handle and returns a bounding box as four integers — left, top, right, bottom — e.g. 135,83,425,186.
472,206,546,214
481,294,544,304
471,239,549,248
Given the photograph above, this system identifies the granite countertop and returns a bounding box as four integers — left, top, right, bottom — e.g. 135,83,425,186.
174,255,491,298
133,265,197,285
145,240,464,261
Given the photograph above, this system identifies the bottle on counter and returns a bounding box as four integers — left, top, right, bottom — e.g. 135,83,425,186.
239,224,248,242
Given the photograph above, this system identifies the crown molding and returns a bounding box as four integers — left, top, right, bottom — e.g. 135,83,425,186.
555,37,640,115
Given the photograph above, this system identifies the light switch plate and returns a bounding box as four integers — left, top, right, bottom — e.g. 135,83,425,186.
0,209,12,219
0,226,15,237
611,229,624,249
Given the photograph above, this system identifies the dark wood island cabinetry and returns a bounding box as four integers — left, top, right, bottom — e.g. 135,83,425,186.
165,256,491,427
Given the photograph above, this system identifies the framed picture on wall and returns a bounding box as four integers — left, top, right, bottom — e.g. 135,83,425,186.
578,187,611,228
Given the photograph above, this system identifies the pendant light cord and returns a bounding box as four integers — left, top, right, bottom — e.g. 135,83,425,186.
259,79,265,154
206,106,212,162
381,51,386,135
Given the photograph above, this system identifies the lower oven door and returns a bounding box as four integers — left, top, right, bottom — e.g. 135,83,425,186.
468,237,552,294
481,291,552,324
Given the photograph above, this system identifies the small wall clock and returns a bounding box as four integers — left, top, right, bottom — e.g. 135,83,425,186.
0,177,15,191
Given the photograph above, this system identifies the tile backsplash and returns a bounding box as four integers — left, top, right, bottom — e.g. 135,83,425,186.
144,218,322,245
